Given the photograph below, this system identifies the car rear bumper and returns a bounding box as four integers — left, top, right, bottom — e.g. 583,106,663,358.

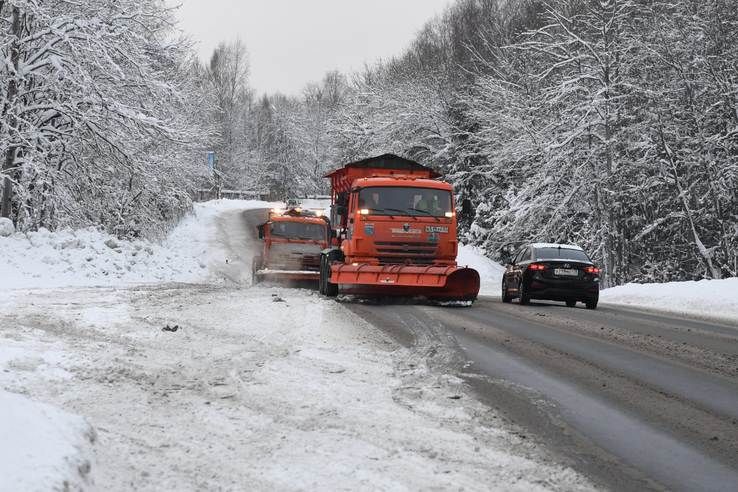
528,280,599,302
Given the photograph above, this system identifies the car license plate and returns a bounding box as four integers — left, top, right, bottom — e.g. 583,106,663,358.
555,268,578,276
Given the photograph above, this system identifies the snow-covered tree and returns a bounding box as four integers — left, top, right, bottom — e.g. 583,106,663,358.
0,0,205,237
203,38,254,195
629,0,738,279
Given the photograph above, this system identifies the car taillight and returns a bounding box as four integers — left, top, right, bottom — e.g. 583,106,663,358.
529,264,548,270
584,267,599,274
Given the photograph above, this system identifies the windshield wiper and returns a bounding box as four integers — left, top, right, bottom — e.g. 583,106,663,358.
386,207,423,219
409,208,441,221
362,207,395,219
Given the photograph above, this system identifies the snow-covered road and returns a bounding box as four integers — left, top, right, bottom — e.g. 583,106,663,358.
1,201,598,491
3,199,736,491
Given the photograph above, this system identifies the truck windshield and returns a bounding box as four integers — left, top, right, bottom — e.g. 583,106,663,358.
357,186,452,218
270,221,325,241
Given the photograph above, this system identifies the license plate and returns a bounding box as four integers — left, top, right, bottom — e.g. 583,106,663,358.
555,268,578,276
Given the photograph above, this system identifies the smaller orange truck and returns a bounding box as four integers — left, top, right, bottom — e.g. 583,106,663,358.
252,205,330,284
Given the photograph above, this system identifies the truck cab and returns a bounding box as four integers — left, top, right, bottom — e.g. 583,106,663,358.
252,207,330,284
339,179,459,266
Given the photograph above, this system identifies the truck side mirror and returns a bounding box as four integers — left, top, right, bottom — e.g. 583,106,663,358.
337,191,347,208
257,224,264,239
502,257,512,266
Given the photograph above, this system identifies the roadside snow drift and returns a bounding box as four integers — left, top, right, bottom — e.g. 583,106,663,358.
0,389,97,491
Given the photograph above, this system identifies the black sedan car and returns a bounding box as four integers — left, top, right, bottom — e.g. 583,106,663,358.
502,243,600,309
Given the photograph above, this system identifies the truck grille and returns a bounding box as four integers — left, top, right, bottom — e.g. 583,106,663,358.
268,243,322,269
274,253,319,266
378,258,435,265
375,241,437,256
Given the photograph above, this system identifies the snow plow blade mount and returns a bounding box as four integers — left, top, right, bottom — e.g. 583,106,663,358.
330,264,480,302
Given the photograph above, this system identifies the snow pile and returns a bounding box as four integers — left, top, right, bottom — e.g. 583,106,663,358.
0,390,97,491
0,217,13,237
457,243,506,294
0,199,330,290
600,277,738,323
2,225,207,289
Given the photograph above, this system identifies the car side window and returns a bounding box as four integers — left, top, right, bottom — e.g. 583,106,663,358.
513,248,526,264
520,247,532,262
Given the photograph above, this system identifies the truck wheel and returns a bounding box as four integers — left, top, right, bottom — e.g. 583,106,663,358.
318,255,326,295
252,255,263,285
320,255,338,297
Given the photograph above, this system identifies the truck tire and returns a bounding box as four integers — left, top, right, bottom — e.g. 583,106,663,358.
252,255,263,285
320,254,338,297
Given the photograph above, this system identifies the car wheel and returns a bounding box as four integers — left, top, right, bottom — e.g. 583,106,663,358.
585,299,598,310
501,278,513,303
566,300,576,307
518,282,530,305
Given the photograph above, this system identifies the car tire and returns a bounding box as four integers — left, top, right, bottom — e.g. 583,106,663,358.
585,299,598,310
566,300,576,307
501,279,513,303
518,282,531,305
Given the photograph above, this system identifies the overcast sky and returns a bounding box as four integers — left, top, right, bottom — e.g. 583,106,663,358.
167,0,451,97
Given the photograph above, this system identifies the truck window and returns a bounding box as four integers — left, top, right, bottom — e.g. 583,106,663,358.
357,186,452,218
271,221,326,241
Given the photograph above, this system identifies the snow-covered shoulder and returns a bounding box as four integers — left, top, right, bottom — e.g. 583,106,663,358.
600,277,738,324
0,200,270,289
457,243,505,297
0,389,97,491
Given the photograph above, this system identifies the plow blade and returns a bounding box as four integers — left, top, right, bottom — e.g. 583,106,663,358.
255,269,319,281
330,264,480,302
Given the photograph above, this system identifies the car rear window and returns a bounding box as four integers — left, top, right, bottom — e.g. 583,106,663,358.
535,247,591,262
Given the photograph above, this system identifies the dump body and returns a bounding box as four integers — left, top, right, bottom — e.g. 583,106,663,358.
319,154,480,303
253,208,330,283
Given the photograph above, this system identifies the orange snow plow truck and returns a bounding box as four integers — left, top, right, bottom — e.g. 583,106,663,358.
252,206,330,284
318,154,480,304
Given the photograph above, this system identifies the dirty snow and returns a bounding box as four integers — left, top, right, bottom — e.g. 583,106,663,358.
1,199,736,491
